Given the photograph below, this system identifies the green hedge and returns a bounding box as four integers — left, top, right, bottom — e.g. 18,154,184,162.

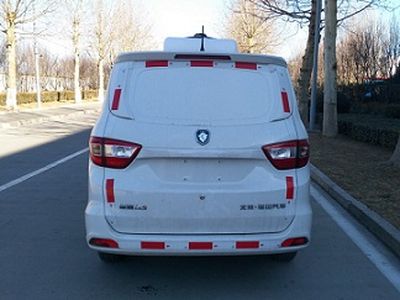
384,104,400,119
349,102,400,119
0,90,98,106
338,114,400,149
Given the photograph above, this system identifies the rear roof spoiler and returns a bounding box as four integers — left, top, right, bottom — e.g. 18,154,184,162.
115,51,287,67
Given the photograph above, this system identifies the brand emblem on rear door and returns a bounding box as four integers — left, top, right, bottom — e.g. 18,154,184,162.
196,129,210,145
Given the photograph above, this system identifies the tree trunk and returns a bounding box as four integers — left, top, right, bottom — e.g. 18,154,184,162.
98,58,104,102
296,0,317,125
73,16,81,103
95,0,105,102
390,138,400,166
5,12,17,110
323,0,338,137
74,48,81,103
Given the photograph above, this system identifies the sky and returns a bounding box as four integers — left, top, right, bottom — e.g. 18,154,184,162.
136,0,229,44
134,0,305,59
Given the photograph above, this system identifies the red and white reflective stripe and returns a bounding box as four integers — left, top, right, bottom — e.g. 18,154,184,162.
111,89,121,110
141,241,165,250
190,60,214,67
188,242,213,250
286,176,294,200
281,91,290,113
235,61,257,70
145,60,169,68
105,179,115,203
236,241,260,249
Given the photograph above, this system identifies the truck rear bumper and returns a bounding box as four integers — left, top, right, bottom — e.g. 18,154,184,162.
85,199,312,256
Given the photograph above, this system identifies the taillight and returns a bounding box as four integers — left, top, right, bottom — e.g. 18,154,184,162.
89,238,119,248
262,139,309,170
281,237,308,247
89,136,142,169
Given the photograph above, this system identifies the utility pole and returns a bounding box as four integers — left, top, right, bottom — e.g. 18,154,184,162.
33,2,41,109
309,0,322,130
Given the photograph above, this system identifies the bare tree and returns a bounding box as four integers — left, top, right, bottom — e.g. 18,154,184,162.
0,41,6,70
250,0,389,125
94,0,105,101
360,22,387,79
108,0,154,60
386,16,400,78
16,42,34,75
250,0,317,124
224,0,279,54
39,48,61,90
323,0,338,137
63,0,86,103
288,52,303,83
337,19,389,85
0,0,54,109
55,57,74,90
85,0,153,98
337,35,359,85
387,16,400,166
92,0,110,102
80,55,97,89
72,0,82,103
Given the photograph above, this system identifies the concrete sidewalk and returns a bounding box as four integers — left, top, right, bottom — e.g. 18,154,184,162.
0,102,102,129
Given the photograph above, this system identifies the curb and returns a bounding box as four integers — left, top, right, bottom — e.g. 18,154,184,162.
0,106,101,129
311,164,400,258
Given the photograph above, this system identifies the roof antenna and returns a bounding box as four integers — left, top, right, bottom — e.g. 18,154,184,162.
200,25,205,52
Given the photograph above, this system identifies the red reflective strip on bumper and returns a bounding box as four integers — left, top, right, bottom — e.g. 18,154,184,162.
281,91,290,113
236,241,260,249
189,242,213,250
145,60,168,67
235,62,257,70
286,176,294,200
111,89,121,110
141,241,165,250
190,60,213,67
106,179,115,203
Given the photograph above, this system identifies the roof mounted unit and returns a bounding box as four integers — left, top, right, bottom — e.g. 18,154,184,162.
164,29,238,54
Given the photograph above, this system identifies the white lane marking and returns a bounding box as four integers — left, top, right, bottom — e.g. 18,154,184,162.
311,185,400,293
0,148,88,193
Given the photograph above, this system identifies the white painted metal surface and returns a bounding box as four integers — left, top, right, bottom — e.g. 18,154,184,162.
85,36,311,256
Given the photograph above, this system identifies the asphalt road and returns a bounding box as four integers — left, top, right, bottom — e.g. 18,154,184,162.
1,113,400,299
